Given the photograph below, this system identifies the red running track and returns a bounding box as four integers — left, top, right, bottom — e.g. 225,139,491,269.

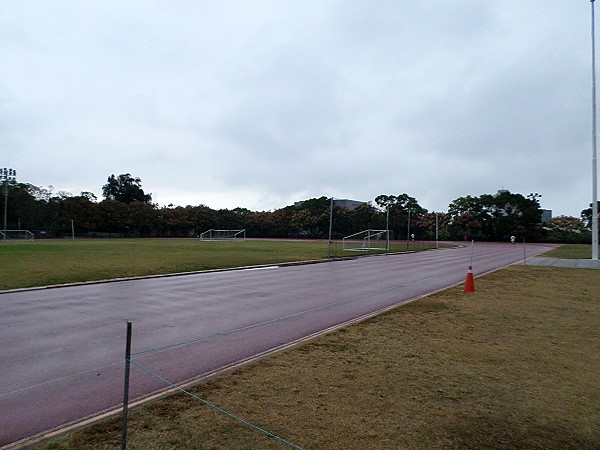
0,242,556,446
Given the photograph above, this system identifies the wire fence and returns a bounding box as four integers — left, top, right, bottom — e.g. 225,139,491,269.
123,323,306,449
119,243,451,448
127,356,305,449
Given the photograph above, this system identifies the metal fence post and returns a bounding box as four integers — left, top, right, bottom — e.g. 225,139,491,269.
121,321,132,450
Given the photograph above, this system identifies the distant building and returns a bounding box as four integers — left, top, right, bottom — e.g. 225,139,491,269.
294,199,367,210
333,199,367,210
541,209,552,223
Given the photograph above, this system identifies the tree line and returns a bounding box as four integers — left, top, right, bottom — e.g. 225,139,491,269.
0,173,595,243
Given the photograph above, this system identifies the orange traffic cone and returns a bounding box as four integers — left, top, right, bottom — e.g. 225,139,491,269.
463,265,475,292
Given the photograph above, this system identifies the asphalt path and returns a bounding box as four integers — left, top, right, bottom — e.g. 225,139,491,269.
0,242,556,446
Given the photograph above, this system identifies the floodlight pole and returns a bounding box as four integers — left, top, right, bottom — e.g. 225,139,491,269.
2,168,16,238
121,321,132,450
386,205,390,251
435,213,439,249
328,197,334,257
592,0,599,260
2,181,7,237
406,208,411,251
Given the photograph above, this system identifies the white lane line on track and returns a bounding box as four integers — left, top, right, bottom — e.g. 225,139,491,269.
0,363,120,398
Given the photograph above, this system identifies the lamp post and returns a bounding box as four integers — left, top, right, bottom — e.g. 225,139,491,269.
592,0,599,260
406,208,412,251
328,197,334,257
386,204,390,251
1,168,16,238
435,213,439,249
2,168,15,233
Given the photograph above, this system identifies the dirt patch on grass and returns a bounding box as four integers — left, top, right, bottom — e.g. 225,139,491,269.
38,266,600,449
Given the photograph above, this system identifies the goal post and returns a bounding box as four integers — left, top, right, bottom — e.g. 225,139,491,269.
199,229,246,241
0,230,34,241
342,229,389,251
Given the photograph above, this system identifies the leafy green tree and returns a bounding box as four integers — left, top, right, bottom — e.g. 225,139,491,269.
290,197,332,238
1,183,39,230
374,194,427,239
214,209,243,230
546,216,585,231
374,194,426,214
351,203,384,233
330,205,353,238
481,191,541,241
448,195,484,218
581,202,600,228
126,202,157,236
97,200,131,233
415,212,451,240
298,197,331,215
291,209,323,237
80,191,98,202
188,205,218,236
448,191,542,241
102,173,152,204
60,195,101,233
450,212,486,241
544,215,588,244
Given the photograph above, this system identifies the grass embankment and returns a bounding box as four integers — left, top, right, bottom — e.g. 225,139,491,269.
0,239,436,290
38,265,599,449
541,243,597,259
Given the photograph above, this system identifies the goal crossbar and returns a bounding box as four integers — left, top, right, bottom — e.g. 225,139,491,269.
342,229,389,251
199,229,246,240
0,230,34,241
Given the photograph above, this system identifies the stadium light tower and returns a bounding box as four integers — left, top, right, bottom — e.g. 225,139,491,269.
2,168,17,237
592,0,599,260
328,197,334,257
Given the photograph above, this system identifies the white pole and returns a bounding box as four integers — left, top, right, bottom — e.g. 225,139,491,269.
405,209,411,251
386,205,390,251
592,0,599,260
2,168,16,237
470,239,474,267
3,181,7,235
328,197,333,257
435,213,439,249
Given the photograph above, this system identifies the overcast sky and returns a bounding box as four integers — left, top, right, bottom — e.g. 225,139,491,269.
1,1,596,217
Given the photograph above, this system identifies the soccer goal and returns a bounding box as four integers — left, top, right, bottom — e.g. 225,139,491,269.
0,230,34,241
199,229,246,241
342,229,389,251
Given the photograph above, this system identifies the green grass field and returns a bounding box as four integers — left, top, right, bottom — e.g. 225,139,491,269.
0,238,437,290
540,243,597,259
36,264,600,449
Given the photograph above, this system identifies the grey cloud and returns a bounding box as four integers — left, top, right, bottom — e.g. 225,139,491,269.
0,1,595,216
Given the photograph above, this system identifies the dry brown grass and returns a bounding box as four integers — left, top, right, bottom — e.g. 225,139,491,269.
38,266,600,449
